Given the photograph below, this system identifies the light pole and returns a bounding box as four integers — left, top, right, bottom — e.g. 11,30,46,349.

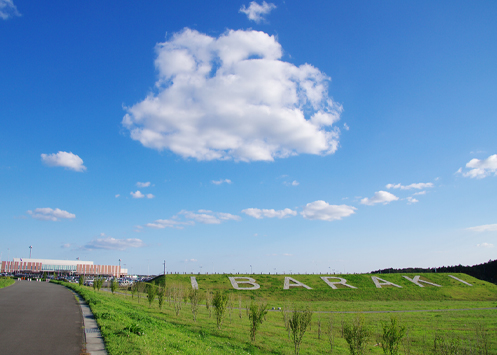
119,259,121,278
250,265,252,274
29,246,32,259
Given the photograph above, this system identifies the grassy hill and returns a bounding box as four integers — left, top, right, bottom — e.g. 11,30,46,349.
151,272,497,302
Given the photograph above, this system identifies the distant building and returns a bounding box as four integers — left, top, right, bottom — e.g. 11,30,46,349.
1,258,127,277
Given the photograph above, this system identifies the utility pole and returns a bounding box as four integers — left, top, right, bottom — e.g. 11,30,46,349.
29,246,32,259
163,260,167,288
119,259,121,278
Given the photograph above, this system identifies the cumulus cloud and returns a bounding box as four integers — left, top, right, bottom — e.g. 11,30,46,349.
413,191,426,196
301,200,356,221
476,243,494,248
41,151,86,172
361,191,399,206
459,154,497,179
0,0,20,20
284,180,299,186
212,179,232,185
130,191,155,199
406,197,419,204
27,208,75,221
83,236,145,251
122,28,342,162
136,181,151,187
242,208,297,219
145,209,240,229
466,224,497,232
239,1,276,23
386,182,434,190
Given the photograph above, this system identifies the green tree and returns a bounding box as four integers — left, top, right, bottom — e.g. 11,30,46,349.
288,306,313,355
110,278,118,294
157,286,165,310
131,282,138,299
248,302,268,342
212,290,229,329
343,315,370,355
381,317,406,355
189,288,201,322
79,275,85,287
146,284,156,307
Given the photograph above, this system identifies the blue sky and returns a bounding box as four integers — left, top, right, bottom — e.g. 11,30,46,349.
1,1,496,275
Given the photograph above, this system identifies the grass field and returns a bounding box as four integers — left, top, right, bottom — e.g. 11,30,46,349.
55,273,497,354
0,277,15,289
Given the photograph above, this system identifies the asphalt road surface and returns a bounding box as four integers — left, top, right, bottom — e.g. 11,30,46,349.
0,280,84,355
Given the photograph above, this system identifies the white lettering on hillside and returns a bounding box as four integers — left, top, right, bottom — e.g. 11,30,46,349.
448,275,472,286
228,277,260,290
283,277,312,290
371,276,402,289
403,276,441,288
320,276,357,289
190,276,199,289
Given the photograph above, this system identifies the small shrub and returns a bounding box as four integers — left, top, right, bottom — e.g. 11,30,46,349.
248,302,268,342
146,284,156,307
205,290,213,318
213,290,229,329
79,275,84,287
173,285,183,316
157,286,165,310
288,305,313,355
343,315,370,355
327,317,335,353
189,288,201,322
381,317,406,355
110,278,118,294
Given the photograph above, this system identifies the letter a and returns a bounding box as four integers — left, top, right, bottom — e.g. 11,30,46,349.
371,276,402,288
228,277,260,290
283,277,312,290
403,276,441,287
320,277,357,289
190,276,199,290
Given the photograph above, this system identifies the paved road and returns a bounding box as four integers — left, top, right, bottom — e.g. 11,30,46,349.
0,280,84,355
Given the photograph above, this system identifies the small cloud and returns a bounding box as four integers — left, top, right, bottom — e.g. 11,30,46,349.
406,197,419,204
343,123,350,131
146,219,194,229
239,1,276,23
284,180,299,186
386,182,434,190
0,0,21,20
361,191,399,206
41,151,86,172
211,179,232,185
27,208,75,221
115,194,120,198
130,190,144,198
476,243,494,248
413,191,426,196
254,233,258,237
146,193,155,199
283,253,293,257
61,243,71,249
136,181,151,188
461,154,497,179
184,258,198,263
242,208,297,219
466,224,497,232
301,200,356,221
83,236,145,251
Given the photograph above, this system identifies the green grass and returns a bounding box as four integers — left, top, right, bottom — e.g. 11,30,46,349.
54,273,497,354
0,277,15,289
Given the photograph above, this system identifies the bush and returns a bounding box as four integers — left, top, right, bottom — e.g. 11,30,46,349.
146,284,156,307
288,305,313,355
343,315,370,355
110,278,118,294
212,290,229,329
189,288,201,322
248,302,268,342
381,317,406,355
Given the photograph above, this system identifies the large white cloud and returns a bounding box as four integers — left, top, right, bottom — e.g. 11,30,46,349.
242,208,297,219
386,182,433,190
83,236,144,251
360,191,399,206
122,28,342,162
41,151,86,172
300,201,356,221
27,208,75,221
239,1,276,23
460,154,497,179
466,224,497,232
0,0,20,20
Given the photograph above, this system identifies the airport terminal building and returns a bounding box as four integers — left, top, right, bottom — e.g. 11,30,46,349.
1,258,128,277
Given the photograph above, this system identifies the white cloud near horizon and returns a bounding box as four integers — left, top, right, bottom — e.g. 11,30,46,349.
27,208,75,221
476,243,494,248
212,179,232,185
41,151,86,172
239,1,276,23
361,191,399,206
460,154,497,179
83,236,145,251
136,181,151,188
466,224,497,232
122,28,342,162
0,0,20,20
301,200,356,221
386,182,433,190
242,208,297,219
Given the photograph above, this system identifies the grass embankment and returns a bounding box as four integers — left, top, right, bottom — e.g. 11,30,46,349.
0,277,15,289
56,273,497,354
